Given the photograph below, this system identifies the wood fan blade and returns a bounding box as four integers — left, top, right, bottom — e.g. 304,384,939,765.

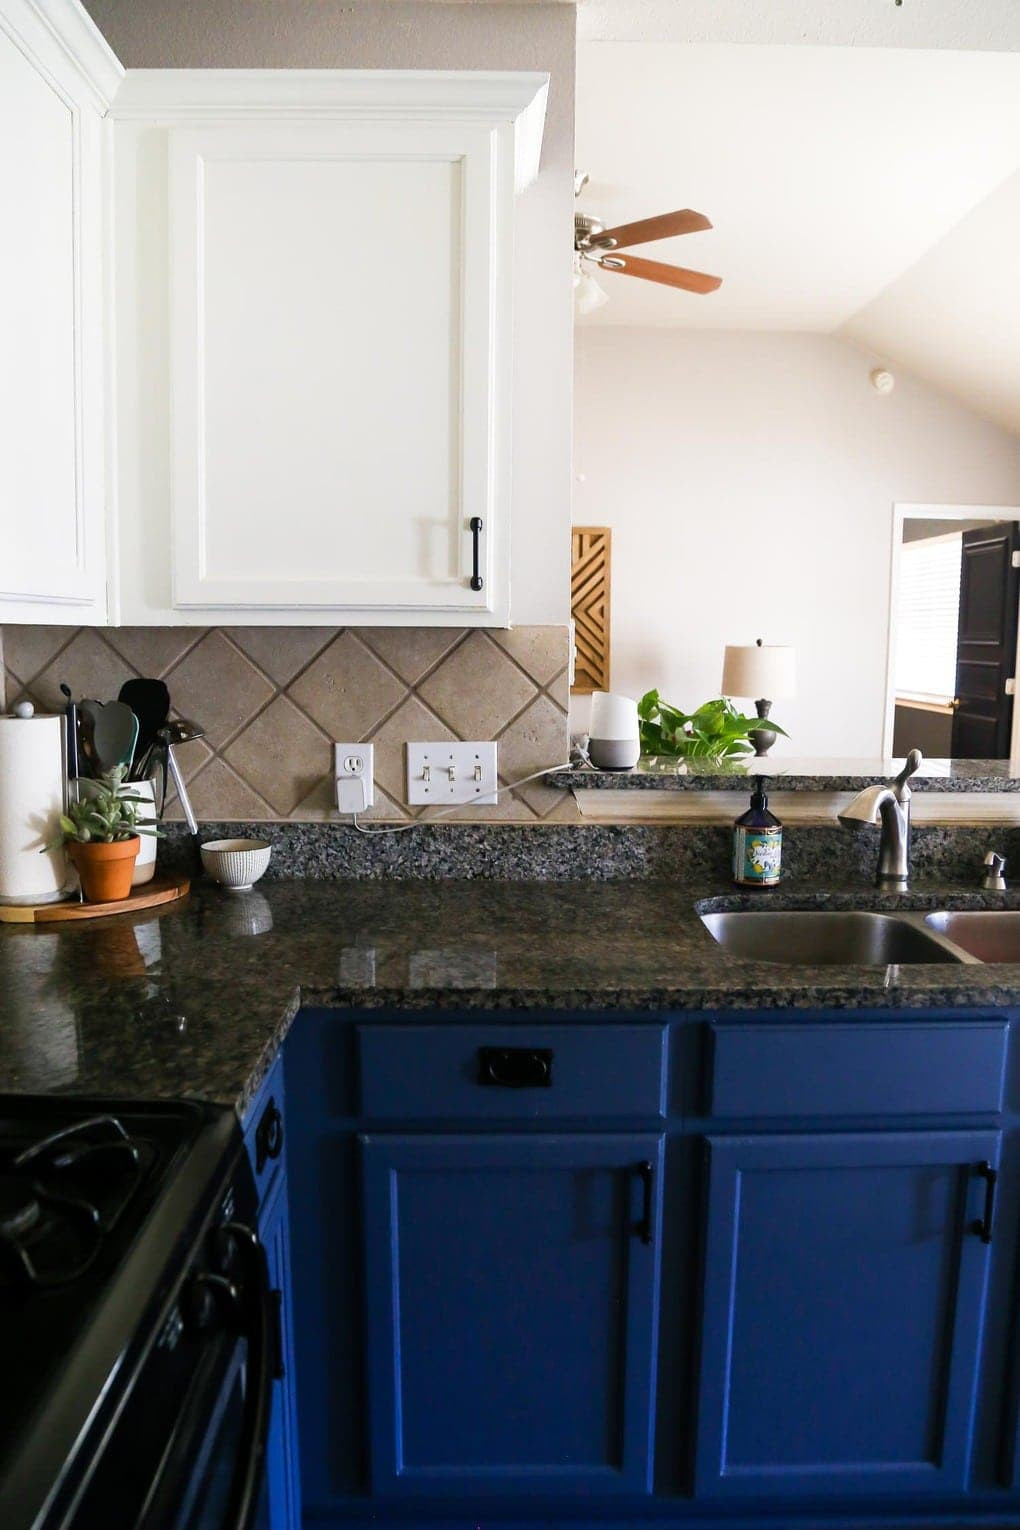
596,209,711,249
601,254,722,294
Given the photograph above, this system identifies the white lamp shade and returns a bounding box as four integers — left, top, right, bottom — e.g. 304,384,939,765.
589,691,638,741
721,643,797,700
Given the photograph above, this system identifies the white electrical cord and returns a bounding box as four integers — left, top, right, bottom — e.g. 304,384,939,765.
349,760,575,835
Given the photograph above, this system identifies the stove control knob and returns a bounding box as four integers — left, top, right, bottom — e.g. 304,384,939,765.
208,1219,258,1276
184,1272,240,1333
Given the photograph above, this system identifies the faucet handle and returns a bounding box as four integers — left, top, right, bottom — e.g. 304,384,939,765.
893,748,923,802
983,851,1008,891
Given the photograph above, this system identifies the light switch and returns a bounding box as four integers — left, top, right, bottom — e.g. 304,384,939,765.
406,741,498,805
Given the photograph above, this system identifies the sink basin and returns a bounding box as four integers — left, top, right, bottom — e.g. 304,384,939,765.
925,911,1020,964
701,910,964,965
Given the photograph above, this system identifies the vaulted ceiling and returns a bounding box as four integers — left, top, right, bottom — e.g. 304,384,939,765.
575,42,1020,432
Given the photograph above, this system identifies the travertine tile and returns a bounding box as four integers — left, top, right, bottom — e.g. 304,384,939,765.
418,633,536,740
357,627,463,685
288,631,405,741
2,625,76,685
163,631,274,750
32,631,138,713
497,693,569,782
368,695,455,807
546,666,570,711
103,627,206,679
224,695,331,816
491,627,569,687
225,627,336,686
169,757,273,822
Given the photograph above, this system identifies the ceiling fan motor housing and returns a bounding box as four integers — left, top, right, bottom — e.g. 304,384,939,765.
574,212,608,250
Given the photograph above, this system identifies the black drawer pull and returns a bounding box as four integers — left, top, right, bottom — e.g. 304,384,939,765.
255,1097,284,1173
971,1160,998,1244
635,1161,654,1246
469,516,484,591
477,1046,553,1088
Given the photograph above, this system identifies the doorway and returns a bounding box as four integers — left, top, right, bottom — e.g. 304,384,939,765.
884,504,1020,759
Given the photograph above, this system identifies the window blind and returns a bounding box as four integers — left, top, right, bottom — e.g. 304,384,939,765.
895,533,962,705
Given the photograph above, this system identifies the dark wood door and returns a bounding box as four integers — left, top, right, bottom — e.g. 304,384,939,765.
951,523,1020,758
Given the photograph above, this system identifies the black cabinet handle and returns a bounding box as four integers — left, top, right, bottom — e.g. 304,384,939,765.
635,1162,654,1246
477,1046,552,1088
255,1097,284,1173
972,1160,998,1244
469,516,484,591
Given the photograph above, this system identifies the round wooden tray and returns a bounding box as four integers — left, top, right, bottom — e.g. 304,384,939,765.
0,874,191,924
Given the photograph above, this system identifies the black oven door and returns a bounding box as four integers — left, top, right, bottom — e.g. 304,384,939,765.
71,1224,277,1530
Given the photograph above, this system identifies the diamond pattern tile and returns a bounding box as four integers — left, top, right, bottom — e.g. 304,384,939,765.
357,627,463,685
224,695,331,816
225,627,336,686
2,625,76,685
1,621,572,823
288,631,406,741
491,627,570,687
103,627,207,679
418,633,536,740
163,631,275,750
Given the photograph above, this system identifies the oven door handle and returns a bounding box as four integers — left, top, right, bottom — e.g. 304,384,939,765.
225,1228,278,1530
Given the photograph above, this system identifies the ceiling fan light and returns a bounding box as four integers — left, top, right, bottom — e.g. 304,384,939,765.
575,266,609,315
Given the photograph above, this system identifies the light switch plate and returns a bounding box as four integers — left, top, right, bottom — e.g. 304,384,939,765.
406,741,498,805
334,742,374,812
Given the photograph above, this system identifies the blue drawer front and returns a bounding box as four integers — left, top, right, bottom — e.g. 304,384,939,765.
357,1022,668,1119
709,1019,1008,1118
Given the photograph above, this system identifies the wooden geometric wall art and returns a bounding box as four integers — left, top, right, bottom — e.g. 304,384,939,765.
571,526,611,694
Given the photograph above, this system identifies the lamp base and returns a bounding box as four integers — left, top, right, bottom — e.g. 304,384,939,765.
748,698,776,758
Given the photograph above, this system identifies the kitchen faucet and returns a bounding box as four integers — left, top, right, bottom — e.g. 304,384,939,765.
838,749,923,891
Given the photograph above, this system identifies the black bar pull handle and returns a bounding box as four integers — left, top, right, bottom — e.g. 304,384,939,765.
255,1097,284,1173
635,1161,654,1246
477,1046,552,1088
469,516,484,591
972,1160,998,1244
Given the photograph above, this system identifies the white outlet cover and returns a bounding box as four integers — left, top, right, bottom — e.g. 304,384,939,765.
406,741,498,805
333,742,374,812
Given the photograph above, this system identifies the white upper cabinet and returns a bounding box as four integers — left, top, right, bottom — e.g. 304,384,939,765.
0,0,120,624
109,70,548,625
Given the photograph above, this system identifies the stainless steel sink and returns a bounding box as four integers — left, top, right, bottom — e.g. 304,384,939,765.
701,910,965,965
925,911,1020,964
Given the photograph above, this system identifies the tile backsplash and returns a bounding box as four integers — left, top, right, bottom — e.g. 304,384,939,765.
0,625,574,823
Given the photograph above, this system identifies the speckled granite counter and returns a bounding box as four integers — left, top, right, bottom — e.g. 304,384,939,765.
4,876,1020,1117
551,758,1020,792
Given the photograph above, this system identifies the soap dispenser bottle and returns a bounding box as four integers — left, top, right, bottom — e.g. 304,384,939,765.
733,777,782,887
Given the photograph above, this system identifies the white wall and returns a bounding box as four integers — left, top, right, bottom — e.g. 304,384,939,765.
85,0,575,626
573,329,1020,753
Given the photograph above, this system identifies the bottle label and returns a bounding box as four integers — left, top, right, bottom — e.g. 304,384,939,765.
733,825,782,886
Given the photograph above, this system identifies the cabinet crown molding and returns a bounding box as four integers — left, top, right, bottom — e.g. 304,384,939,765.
110,68,550,190
3,0,124,110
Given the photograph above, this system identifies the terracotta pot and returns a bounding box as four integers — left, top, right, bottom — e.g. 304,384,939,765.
68,837,140,904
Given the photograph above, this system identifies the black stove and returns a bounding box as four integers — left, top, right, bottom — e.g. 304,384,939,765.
0,1094,272,1530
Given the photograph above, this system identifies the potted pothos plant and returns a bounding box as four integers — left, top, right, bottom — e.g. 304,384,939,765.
638,691,789,764
47,766,162,903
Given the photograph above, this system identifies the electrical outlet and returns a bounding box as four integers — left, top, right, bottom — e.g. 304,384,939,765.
406,742,498,806
334,742,374,813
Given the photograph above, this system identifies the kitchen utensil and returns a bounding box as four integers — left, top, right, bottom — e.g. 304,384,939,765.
200,839,271,892
78,700,102,776
118,679,170,777
59,684,79,781
156,720,206,868
90,701,140,776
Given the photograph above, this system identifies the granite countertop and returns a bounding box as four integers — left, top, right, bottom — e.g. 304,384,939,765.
3,877,1020,1115
551,758,1020,792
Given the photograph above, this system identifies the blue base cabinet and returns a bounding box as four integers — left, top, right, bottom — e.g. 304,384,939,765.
360,1132,664,1496
696,1130,999,1498
283,1006,1020,1529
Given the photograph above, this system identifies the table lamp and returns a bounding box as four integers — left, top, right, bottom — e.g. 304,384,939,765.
588,692,640,771
721,639,796,757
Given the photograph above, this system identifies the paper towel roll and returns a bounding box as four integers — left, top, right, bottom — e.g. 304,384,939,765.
0,714,69,904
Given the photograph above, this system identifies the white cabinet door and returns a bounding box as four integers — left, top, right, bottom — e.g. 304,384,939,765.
167,115,518,623
0,0,115,623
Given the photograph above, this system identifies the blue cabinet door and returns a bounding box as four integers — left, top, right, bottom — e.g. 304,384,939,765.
360,1132,664,1497
259,1175,302,1530
696,1130,999,1499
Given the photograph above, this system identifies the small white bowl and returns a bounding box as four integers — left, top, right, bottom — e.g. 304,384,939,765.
200,837,272,891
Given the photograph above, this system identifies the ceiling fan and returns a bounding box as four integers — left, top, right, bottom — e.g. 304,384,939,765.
574,172,722,310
